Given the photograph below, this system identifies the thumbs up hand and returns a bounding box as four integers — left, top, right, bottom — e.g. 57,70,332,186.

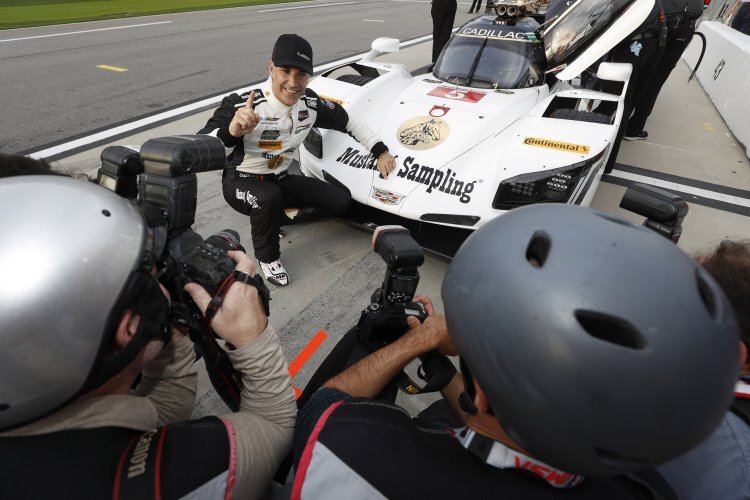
229,90,261,137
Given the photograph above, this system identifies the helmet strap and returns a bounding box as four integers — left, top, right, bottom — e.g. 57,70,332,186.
83,275,169,393
459,357,478,414
459,391,478,415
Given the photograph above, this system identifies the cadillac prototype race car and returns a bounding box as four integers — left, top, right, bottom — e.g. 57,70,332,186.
299,0,656,256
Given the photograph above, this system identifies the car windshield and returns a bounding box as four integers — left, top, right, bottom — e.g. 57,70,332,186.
434,33,545,90
543,0,631,67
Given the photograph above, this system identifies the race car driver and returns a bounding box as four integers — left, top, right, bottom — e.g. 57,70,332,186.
199,34,396,286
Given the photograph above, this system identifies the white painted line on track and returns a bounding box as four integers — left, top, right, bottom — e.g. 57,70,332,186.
0,21,172,43
362,19,386,22
608,170,750,207
28,34,433,160
259,2,357,13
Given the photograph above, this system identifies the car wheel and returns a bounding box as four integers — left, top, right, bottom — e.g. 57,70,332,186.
550,109,611,125
336,74,375,86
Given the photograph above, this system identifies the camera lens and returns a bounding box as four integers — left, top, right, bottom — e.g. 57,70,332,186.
206,229,243,252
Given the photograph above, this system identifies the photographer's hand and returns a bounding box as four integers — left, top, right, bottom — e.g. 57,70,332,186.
229,91,260,138
184,250,268,349
406,295,457,356
323,296,451,399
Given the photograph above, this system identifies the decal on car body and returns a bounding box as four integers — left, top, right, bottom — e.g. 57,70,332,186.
397,116,450,150
371,188,405,205
523,137,591,154
428,86,486,103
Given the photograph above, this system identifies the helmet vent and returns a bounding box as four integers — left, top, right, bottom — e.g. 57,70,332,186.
0,403,8,412
575,310,646,350
525,230,551,268
696,271,718,320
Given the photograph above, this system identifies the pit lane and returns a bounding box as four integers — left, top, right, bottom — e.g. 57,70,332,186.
14,10,750,416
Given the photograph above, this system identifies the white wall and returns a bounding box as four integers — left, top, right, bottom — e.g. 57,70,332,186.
683,21,750,159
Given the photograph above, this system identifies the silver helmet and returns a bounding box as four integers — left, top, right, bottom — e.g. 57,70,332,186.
0,176,168,430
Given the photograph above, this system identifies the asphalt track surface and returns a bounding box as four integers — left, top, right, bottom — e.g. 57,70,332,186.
0,0,469,155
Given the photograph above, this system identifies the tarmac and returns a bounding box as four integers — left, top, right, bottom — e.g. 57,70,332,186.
51,37,750,417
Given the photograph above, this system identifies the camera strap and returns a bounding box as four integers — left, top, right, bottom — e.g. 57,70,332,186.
203,270,271,336
393,352,457,395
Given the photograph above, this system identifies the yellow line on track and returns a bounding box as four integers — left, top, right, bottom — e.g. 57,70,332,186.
96,64,128,72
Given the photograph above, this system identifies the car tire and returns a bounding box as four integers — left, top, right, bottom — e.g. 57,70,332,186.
550,109,611,125
336,74,375,86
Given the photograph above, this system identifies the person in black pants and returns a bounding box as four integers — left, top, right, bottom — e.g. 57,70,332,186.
625,0,704,140
432,0,457,63
199,34,395,286
468,0,482,14
731,0,750,35
602,0,665,173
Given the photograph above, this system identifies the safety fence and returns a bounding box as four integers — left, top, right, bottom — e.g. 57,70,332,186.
683,18,750,159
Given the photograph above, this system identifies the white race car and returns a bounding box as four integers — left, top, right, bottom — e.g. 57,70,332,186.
300,0,655,255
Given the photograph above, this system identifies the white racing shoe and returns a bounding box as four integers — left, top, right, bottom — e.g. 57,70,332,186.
259,259,289,286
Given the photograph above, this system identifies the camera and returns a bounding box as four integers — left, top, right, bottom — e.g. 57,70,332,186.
98,135,243,326
619,183,688,243
97,134,257,410
358,226,428,346
296,225,452,406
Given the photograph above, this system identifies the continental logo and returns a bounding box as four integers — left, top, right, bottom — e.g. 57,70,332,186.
523,137,590,154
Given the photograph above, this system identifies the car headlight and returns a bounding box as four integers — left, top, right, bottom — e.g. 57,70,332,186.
303,127,323,159
492,150,606,210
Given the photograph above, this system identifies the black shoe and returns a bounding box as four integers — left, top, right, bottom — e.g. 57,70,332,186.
624,130,648,141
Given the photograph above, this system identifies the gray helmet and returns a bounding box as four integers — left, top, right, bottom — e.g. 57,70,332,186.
442,204,740,476
0,176,169,430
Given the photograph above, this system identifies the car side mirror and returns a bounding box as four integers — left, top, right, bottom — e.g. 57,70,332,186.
371,37,400,54
362,37,400,62
620,183,689,244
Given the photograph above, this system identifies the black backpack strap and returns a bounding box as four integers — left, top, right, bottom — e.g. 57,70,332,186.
114,428,161,499
114,416,231,500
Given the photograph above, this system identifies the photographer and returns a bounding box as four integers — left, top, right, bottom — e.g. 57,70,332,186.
291,204,739,498
0,153,60,177
199,33,396,287
0,176,296,499
657,240,750,499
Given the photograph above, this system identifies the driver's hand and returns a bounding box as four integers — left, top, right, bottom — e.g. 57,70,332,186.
377,151,397,179
229,91,260,138
406,295,457,356
184,250,268,348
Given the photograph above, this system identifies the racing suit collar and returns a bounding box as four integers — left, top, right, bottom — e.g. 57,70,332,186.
737,379,750,399
458,427,585,489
